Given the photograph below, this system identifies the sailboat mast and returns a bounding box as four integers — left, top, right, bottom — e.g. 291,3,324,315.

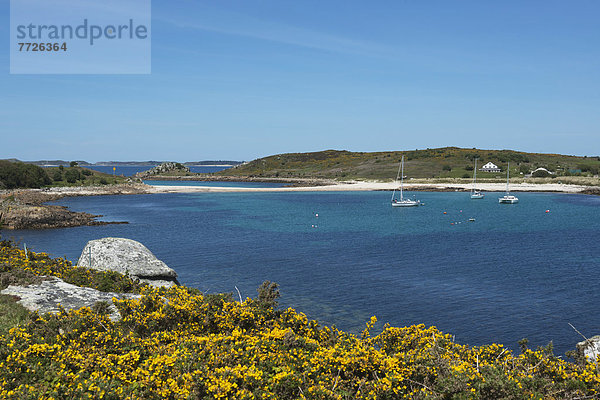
506,162,510,194
392,159,402,202
472,158,478,193
400,155,405,201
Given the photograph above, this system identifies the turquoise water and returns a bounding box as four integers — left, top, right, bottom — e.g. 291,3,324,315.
4,191,600,355
143,180,287,188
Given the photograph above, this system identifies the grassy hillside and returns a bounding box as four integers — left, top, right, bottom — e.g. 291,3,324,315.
1,239,600,399
217,148,600,181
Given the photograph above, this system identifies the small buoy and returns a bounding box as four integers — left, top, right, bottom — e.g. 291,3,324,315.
460,210,463,213
450,223,454,225
545,210,550,213
315,213,319,217
443,212,447,214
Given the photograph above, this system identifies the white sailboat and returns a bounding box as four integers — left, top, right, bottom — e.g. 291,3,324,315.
470,158,484,199
498,162,519,204
391,155,420,207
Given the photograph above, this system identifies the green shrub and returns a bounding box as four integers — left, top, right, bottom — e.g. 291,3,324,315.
64,168,80,183
257,280,280,309
0,161,51,189
51,170,63,182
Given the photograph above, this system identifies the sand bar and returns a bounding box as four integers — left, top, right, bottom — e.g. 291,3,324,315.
147,181,590,194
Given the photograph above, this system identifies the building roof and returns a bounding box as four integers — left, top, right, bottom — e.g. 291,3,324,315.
481,162,499,168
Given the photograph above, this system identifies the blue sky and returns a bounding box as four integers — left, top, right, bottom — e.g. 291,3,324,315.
1,0,599,162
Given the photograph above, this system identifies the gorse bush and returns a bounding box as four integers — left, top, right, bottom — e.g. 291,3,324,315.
0,239,145,294
1,241,600,399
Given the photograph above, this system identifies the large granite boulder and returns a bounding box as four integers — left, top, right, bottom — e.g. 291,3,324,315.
1,277,140,320
577,336,600,363
77,238,179,287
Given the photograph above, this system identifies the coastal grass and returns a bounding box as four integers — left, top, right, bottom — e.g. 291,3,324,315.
0,294,29,337
2,240,600,399
214,147,600,182
396,176,600,186
0,265,45,336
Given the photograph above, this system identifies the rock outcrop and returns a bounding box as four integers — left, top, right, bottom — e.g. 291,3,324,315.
577,336,600,363
77,238,179,287
0,185,148,230
135,162,190,178
1,277,140,320
0,201,116,230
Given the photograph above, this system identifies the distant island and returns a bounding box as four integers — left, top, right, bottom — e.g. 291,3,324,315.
2,159,245,167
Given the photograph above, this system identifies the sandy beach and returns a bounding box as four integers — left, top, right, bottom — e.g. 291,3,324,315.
147,181,591,194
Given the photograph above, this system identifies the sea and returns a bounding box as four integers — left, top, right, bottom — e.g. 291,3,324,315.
4,189,600,355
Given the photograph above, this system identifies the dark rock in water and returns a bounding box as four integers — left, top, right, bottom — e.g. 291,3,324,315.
0,277,140,320
577,336,600,363
77,237,179,287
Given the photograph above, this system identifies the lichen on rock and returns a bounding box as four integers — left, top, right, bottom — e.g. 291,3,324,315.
1,277,140,320
77,237,179,287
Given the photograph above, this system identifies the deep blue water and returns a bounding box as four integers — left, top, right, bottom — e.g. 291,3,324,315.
86,165,230,176
4,191,600,355
143,180,287,188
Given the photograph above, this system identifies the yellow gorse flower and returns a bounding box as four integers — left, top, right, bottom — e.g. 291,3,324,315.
1,240,600,399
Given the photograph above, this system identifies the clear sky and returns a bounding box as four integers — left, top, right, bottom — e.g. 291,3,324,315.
1,0,599,162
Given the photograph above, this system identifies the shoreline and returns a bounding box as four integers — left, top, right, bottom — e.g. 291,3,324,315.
0,184,150,230
1,181,597,230
146,181,594,194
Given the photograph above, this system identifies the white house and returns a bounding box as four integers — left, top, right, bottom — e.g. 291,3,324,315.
480,162,500,172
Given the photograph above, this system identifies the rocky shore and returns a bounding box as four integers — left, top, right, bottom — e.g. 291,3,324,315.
580,187,600,196
0,184,150,230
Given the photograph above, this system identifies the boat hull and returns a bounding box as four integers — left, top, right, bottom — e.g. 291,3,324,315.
470,193,485,199
498,196,519,204
392,200,420,207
